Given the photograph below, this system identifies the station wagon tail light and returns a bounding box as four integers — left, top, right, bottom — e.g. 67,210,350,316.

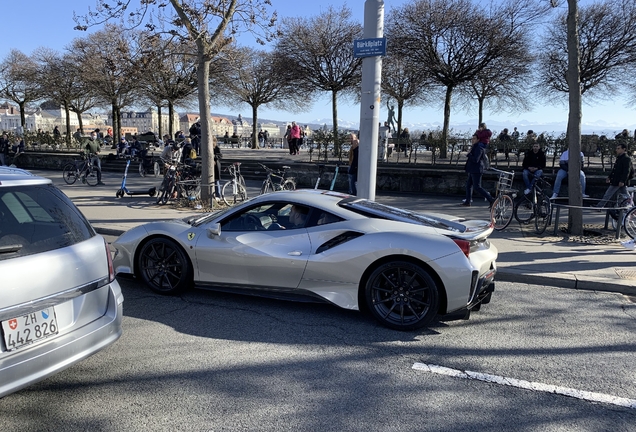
105,239,115,282
452,238,471,257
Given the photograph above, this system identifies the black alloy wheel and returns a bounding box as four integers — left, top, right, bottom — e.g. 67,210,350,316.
364,261,439,331
137,238,192,294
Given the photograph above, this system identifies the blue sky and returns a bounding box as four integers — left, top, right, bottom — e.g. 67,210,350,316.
2,0,633,133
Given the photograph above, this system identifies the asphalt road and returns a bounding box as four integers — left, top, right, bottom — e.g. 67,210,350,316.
1,279,634,431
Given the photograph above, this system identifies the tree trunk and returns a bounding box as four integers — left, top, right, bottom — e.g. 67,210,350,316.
566,0,583,235
168,101,175,138
64,103,72,147
441,85,453,159
251,104,258,149
77,111,85,135
196,46,214,207
19,102,26,131
331,89,340,159
157,105,163,138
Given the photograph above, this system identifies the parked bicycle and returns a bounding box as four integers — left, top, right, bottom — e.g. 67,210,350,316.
156,162,200,205
221,162,248,206
258,163,296,194
138,148,160,177
489,168,516,231
514,176,552,234
608,185,636,239
62,152,99,186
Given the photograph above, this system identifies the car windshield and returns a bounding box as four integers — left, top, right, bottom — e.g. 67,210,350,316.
0,185,94,260
340,199,465,232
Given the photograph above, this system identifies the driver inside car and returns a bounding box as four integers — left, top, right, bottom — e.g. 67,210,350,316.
288,205,308,228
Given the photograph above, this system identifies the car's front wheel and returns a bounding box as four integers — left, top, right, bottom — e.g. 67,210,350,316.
137,238,192,294
364,261,439,331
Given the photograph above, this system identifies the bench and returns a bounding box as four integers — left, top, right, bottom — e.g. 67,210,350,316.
550,197,631,239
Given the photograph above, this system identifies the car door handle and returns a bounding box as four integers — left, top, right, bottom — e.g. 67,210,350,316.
288,251,303,256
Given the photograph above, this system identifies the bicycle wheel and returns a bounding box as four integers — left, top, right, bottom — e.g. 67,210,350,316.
281,179,296,191
157,176,173,205
222,181,248,206
139,162,146,177
514,195,534,224
623,207,636,239
261,180,272,195
85,168,99,186
491,194,514,231
62,163,78,185
534,195,551,234
153,161,160,177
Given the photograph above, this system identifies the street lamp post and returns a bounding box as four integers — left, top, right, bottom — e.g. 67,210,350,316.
357,0,384,201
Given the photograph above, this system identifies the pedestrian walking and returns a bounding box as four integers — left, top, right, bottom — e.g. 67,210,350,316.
0,133,9,166
348,133,359,195
461,133,494,207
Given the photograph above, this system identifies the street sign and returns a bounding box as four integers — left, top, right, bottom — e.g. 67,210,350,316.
353,37,387,58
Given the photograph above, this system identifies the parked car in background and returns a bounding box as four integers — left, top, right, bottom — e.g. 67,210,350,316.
0,166,123,398
112,189,497,331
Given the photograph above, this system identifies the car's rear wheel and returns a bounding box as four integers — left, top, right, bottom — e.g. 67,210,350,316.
364,261,439,331
137,238,191,294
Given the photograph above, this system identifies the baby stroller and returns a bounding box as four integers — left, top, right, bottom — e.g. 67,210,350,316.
138,148,160,177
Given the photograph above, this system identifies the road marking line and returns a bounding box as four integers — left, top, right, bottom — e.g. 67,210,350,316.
412,362,636,410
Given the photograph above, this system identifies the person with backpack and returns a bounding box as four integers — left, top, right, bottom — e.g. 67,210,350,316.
596,142,634,208
461,133,494,207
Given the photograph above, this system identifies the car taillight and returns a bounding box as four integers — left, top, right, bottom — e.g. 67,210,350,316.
452,238,471,257
105,239,115,282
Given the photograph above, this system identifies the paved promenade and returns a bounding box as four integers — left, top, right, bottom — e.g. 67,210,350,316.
30,147,636,298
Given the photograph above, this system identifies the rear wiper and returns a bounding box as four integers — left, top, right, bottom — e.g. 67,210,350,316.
0,244,23,254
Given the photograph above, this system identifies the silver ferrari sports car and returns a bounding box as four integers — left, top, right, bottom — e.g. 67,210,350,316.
112,190,497,330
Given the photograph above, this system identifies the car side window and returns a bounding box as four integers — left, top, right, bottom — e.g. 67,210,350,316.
315,211,343,226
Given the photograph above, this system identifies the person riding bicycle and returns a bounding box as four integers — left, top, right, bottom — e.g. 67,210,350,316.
522,141,546,195
85,131,104,185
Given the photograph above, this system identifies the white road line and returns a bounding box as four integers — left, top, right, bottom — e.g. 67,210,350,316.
412,362,636,410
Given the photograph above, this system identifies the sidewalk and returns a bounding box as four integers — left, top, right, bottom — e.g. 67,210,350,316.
31,150,636,297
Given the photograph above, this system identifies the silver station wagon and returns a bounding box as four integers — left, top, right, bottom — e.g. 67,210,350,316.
0,166,123,397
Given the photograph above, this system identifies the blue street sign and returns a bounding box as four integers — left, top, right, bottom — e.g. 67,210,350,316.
353,37,387,58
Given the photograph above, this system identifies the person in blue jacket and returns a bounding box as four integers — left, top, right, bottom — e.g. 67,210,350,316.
461,133,494,207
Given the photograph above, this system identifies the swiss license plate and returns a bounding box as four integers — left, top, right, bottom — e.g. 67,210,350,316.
2,308,59,351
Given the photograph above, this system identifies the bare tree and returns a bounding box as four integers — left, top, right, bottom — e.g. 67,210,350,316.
380,19,432,140
0,50,44,130
137,33,198,138
70,25,144,143
455,39,534,126
75,0,276,206
392,0,542,159
215,47,302,149
537,0,636,102
274,5,363,157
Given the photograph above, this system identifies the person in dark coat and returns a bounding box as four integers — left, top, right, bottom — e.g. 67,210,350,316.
461,133,494,207
597,142,633,207
213,138,223,199
521,141,546,194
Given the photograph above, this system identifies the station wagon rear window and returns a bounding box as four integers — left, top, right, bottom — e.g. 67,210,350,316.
0,185,94,260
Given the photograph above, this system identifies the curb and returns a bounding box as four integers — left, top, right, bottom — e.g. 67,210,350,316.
496,269,636,297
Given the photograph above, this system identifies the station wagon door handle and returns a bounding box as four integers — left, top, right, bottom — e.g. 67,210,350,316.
288,251,303,256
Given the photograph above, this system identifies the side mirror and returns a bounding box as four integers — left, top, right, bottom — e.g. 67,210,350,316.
207,223,221,237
